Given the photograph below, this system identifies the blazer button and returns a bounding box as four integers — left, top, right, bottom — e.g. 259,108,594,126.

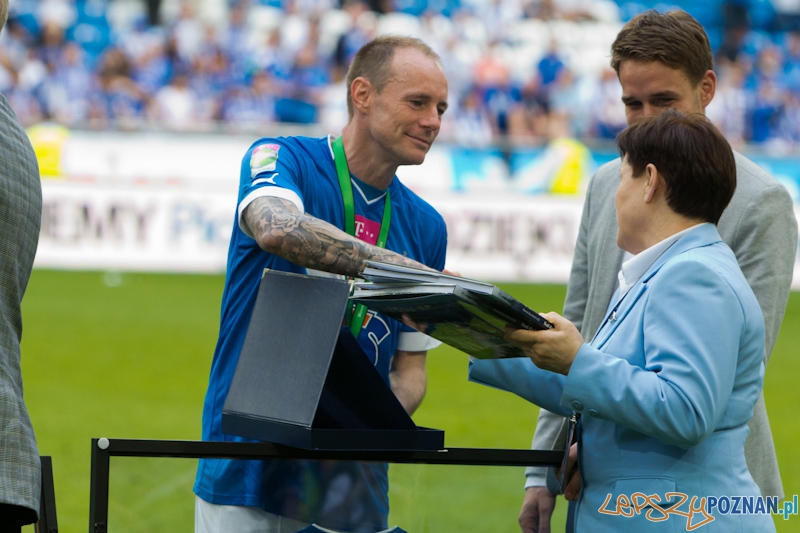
588,409,600,418
570,400,584,411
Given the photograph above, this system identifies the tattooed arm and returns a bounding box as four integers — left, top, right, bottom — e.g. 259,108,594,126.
243,196,429,278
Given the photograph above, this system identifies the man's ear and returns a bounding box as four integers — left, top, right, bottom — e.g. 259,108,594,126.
350,77,372,115
643,163,660,203
698,69,716,109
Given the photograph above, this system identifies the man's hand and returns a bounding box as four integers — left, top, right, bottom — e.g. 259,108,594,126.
400,268,461,334
519,486,556,533
400,314,429,334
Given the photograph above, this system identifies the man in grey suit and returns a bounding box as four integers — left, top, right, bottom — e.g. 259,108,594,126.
518,10,798,533
0,0,43,531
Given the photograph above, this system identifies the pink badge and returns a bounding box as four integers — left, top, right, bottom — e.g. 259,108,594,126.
355,215,382,245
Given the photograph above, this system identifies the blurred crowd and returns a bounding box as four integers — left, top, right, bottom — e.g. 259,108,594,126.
3,0,800,152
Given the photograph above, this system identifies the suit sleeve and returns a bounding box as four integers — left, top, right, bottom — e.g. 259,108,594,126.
468,358,572,418
561,170,595,333
561,259,760,448
729,183,797,364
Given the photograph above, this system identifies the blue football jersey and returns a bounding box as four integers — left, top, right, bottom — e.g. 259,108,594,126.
195,135,447,531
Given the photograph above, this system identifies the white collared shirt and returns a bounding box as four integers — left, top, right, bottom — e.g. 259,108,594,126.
617,223,710,302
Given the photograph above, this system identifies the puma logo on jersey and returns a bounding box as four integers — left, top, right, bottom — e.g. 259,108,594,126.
253,173,279,186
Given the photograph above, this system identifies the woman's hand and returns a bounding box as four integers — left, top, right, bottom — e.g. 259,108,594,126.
505,312,583,375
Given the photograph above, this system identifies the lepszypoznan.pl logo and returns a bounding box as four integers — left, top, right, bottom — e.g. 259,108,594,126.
598,493,798,530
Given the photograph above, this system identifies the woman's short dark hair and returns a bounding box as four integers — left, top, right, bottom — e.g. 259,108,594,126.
611,10,714,86
616,110,736,224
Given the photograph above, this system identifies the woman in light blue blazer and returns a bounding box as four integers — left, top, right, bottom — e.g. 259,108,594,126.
469,111,776,532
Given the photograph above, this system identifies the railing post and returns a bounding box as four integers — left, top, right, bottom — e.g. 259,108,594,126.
88,438,110,533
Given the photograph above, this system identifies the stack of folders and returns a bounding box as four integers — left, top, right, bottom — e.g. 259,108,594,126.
351,261,552,359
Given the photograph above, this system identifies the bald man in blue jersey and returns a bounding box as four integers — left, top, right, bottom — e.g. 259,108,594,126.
194,36,450,533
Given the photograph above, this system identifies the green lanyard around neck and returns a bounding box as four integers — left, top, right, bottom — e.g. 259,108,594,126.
332,136,391,338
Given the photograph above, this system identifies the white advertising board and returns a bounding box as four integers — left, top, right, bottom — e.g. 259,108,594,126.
35,181,585,283
29,130,800,288
37,180,236,273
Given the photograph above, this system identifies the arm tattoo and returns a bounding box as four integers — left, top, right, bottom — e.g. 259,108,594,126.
243,196,427,277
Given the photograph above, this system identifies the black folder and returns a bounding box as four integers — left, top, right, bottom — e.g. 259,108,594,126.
222,269,444,450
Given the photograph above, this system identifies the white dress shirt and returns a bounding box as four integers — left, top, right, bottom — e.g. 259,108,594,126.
617,223,709,302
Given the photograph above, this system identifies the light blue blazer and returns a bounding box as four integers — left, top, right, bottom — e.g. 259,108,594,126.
470,224,775,532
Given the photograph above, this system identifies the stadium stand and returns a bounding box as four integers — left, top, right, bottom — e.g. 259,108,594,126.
1,0,799,149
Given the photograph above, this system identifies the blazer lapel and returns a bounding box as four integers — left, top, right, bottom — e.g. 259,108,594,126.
590,224,724,349
591,282,648,349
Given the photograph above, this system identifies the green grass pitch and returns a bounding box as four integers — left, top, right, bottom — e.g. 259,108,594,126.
18,270,800,532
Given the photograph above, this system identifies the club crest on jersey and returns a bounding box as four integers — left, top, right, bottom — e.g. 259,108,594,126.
250,143,281,177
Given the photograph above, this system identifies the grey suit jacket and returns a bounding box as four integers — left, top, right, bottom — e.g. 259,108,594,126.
0,93,42,514
527,152,797,499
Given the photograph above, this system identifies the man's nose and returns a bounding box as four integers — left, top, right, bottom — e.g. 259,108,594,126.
420,106,441,129
643,104,660,117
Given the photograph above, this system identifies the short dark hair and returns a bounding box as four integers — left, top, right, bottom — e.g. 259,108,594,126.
616,110,735,224
611,10,714,85
345,35,441,119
